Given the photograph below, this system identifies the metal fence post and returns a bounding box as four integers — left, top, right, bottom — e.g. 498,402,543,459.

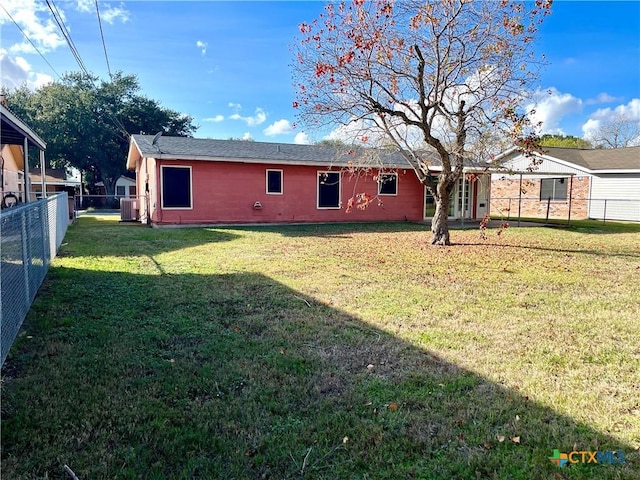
20,210,30,308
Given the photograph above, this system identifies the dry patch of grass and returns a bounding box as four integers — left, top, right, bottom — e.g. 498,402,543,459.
2,217,638,479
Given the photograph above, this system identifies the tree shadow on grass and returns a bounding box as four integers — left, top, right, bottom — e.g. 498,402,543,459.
2,268,637,480
59,216,242,259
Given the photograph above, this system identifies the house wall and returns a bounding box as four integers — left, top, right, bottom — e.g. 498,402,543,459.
589,174,640,221
1,144,23,198
150,160,425,225
134,156,155,223
490,175,591,220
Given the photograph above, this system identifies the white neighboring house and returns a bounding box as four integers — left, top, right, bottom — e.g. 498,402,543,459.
492,146,640,222
115,175,137,198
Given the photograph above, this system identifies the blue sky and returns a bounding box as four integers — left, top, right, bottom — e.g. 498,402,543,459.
1,1,639,145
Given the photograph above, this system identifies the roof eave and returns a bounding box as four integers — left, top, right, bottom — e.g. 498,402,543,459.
0,105,47,150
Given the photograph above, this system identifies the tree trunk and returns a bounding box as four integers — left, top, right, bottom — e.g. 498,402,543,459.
430,183,451,246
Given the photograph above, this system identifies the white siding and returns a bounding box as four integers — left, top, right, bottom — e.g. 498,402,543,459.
499,156,589,176
115,176,136,198
589,174,640,221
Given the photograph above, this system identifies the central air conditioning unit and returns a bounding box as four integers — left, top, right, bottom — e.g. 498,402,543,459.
120,198,138,222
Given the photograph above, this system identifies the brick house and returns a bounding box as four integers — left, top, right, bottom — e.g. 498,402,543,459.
491,146,640,222
125,134,493,226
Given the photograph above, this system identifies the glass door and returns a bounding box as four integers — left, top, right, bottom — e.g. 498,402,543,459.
424,182,455,218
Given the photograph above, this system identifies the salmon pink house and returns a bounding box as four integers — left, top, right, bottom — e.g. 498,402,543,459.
126,134,491,226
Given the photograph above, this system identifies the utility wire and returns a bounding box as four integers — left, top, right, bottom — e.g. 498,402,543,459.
0,2,62,80
44,0,130,140
46,0,89,75
95,0,112,79
5,0,130,141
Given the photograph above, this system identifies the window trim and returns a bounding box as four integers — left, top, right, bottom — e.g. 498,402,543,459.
317,170,341,209
539,177,568,202
161,165,193,210
377,172,398,196
266,169,283,195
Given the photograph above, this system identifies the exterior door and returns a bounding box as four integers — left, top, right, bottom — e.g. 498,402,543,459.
475,175,489,219
424,183,455,219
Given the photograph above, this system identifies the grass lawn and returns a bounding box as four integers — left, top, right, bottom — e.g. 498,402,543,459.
2,216,639,479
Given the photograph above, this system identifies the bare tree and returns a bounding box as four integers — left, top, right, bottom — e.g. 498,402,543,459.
586,113,640,148
293,0,551,245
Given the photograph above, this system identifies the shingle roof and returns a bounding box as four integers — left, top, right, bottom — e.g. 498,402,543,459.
129,134,490,172
130,134,414,168
541,146,640,171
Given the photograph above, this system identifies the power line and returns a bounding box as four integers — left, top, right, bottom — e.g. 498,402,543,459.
0,2,62,80
43,0,130,140
45,0,89,75
5,1,130,141
95,0,112,79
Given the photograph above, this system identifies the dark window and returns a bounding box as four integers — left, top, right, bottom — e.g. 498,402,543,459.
378,173,398,195
116,185,125,196
162,166,192,208
318,171,340,208
540,178,567,201
129,185,137,196
266,170,283,194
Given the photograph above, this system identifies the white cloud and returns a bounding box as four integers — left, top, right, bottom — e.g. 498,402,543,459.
263,119,294,136
0,50,53,90
202,115,224,123
100,3,130,24
294,131,311,145
590,98,640,121
228,102,241,109
525,87,583,135
229,107,266,126
0,0,128,55
582,98,640,145
242,132,253,141
585,93,622,106
0,0,65,54
196,40,208,55
73,0,129,22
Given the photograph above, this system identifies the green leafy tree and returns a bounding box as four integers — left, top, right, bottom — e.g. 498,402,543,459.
293,0,551,245
2,72,196,196
539,134,592,149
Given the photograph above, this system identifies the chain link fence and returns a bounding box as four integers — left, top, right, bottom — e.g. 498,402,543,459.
491,197,640,224
1,193,69,366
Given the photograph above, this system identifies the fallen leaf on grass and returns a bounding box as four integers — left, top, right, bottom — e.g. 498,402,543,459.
511,436,520,443
389,402,398,411
497,435,506,443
